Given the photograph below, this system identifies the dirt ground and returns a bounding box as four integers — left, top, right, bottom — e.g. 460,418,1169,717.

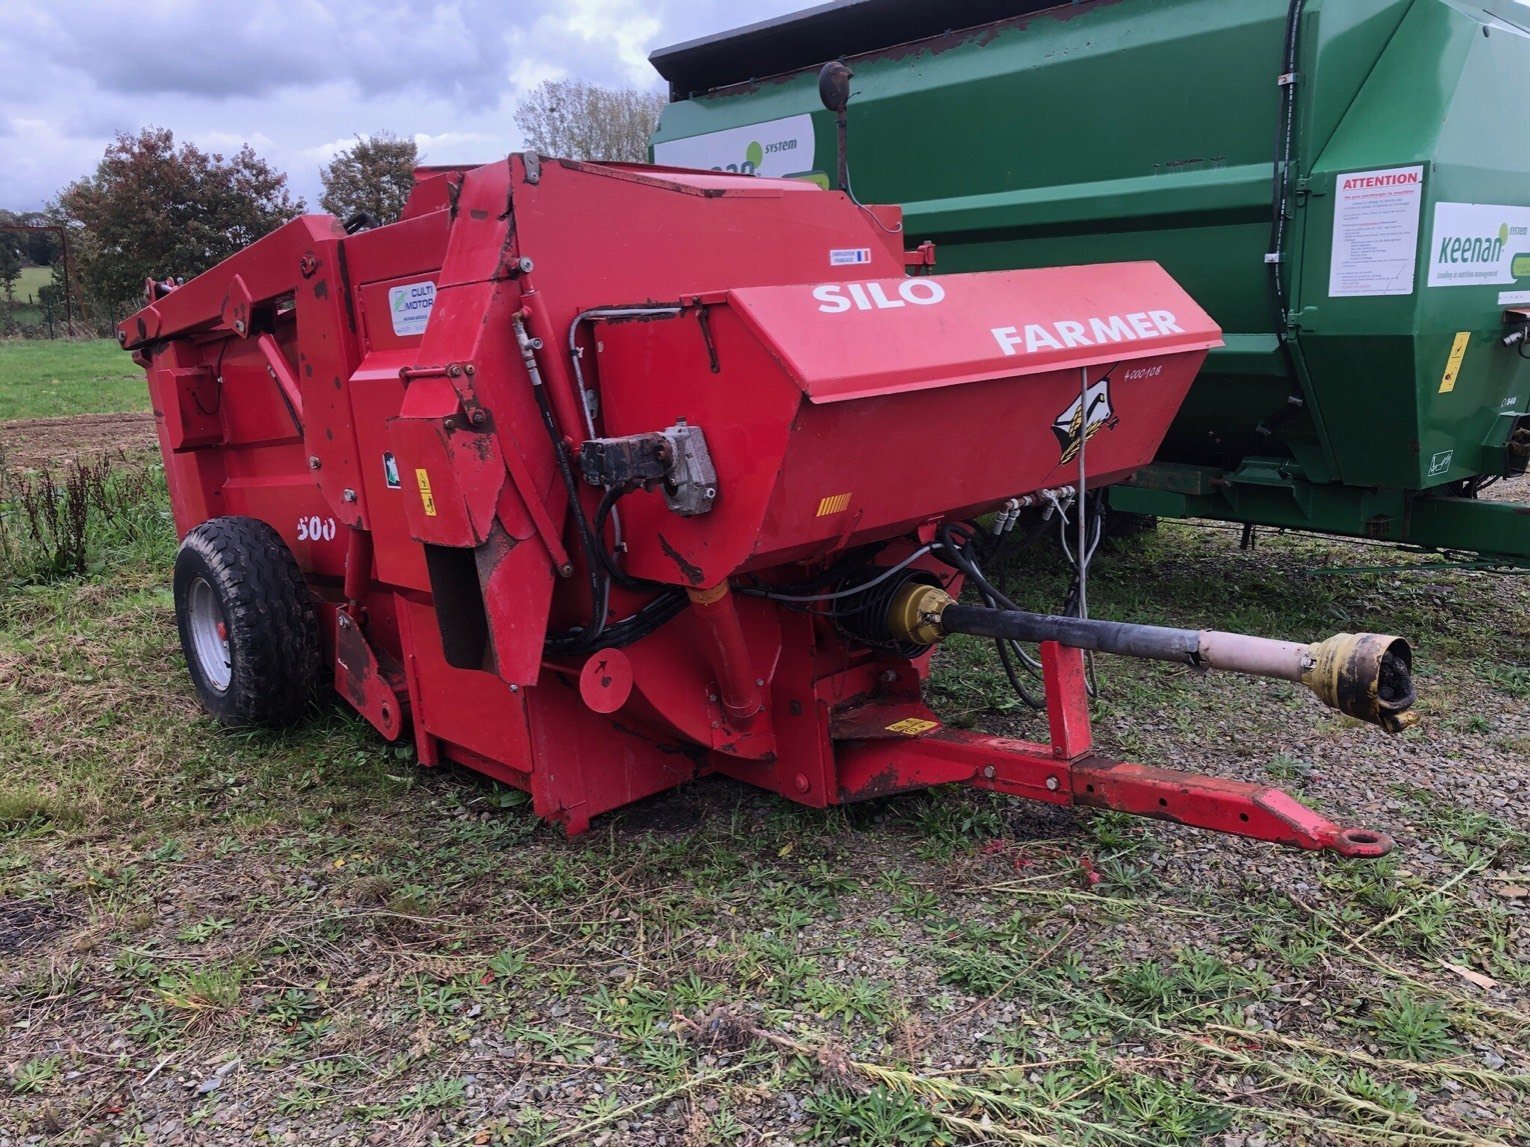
0,413,157,472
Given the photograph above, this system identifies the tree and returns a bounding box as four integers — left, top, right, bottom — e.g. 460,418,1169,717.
513,80,666,163
319,133,420,225
0,228,21,332
55,127,304,326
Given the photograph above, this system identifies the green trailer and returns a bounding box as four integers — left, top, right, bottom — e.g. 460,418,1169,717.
650,0,1530,567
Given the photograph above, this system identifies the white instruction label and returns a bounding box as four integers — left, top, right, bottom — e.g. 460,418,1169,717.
1328,166,1423,297
830,248,872,266
1428,202,1530,288
388,280,435,337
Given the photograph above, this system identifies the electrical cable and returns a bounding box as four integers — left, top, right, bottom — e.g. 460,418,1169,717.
736,544,941,603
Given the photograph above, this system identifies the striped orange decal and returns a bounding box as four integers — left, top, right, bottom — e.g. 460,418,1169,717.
816,492,852,517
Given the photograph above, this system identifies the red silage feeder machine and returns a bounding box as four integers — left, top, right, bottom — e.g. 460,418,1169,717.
121,156,1418,855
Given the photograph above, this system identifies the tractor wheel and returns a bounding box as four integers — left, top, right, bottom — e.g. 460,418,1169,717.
173,516,320,727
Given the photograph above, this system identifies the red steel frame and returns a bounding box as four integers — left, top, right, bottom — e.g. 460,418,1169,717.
835,644,1390,857
120,155,1393,856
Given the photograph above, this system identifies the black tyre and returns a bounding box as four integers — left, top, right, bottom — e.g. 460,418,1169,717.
173,516,320,727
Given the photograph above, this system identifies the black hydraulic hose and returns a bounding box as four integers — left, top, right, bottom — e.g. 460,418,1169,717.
936,522,1045,707
516,315,608,650
1261,0,1308,438
937,523,1019,611
593,486,643,591
940,605,1203,666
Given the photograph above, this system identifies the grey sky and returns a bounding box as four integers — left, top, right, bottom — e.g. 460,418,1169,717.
0,0,812,211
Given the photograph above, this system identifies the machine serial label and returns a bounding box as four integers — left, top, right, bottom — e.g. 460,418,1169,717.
1438,331,1470,394
415,468,437,516
388,280,436,337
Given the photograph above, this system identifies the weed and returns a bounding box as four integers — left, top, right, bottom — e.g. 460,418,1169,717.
396,1076,466,1114
802,975,891,1032
806,1084,940,1145
1343,1068,1418,1115
10,1054,61,1094
175,915,232,944
275,1086,330,1116
157,965,243,1012
127,1003,180,1050
505,1022,595,1062
1356,989,1460,1061
0,452,160,582
486,948,527,981
902,789,1008,854
0,787,74,836
1265,752,1314,781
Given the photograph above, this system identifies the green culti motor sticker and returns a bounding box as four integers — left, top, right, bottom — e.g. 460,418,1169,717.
1513,253,1530,279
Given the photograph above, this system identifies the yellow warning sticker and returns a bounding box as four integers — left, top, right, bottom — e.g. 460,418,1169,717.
816,492,852,517
1439,331,1470,394
415,468,438,517
886,717,938,736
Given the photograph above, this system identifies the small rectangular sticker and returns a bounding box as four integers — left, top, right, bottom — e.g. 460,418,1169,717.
816,492,852,516
415,468,437,516
886,718,938,736
1427,449,1454,478
830,248,871,266
382,452,401,489
1439,331,1470,394
388,280,436,337
1500,290,1530,306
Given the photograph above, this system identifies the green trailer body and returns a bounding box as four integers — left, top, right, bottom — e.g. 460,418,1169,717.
650,0,1530,565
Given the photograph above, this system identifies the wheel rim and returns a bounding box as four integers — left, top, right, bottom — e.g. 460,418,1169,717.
187,577,232,692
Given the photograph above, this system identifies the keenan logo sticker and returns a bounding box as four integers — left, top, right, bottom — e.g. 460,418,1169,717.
652,115,819,181
1427,202,1530,288
1052,376,1118,464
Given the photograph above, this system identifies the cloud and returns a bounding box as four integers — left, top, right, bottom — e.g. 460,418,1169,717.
0,0,812,211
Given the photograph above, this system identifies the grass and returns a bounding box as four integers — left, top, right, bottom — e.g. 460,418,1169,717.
0,338,146,420
3,266,58,332
0,343,1527,1142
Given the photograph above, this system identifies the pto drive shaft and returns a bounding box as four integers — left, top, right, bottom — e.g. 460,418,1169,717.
889,585,1419,733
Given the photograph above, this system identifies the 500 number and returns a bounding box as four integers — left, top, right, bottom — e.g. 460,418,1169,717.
296,515,337,542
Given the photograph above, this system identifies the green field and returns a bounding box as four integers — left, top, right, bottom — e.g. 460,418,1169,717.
4,266,54,329
0,338,147,420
